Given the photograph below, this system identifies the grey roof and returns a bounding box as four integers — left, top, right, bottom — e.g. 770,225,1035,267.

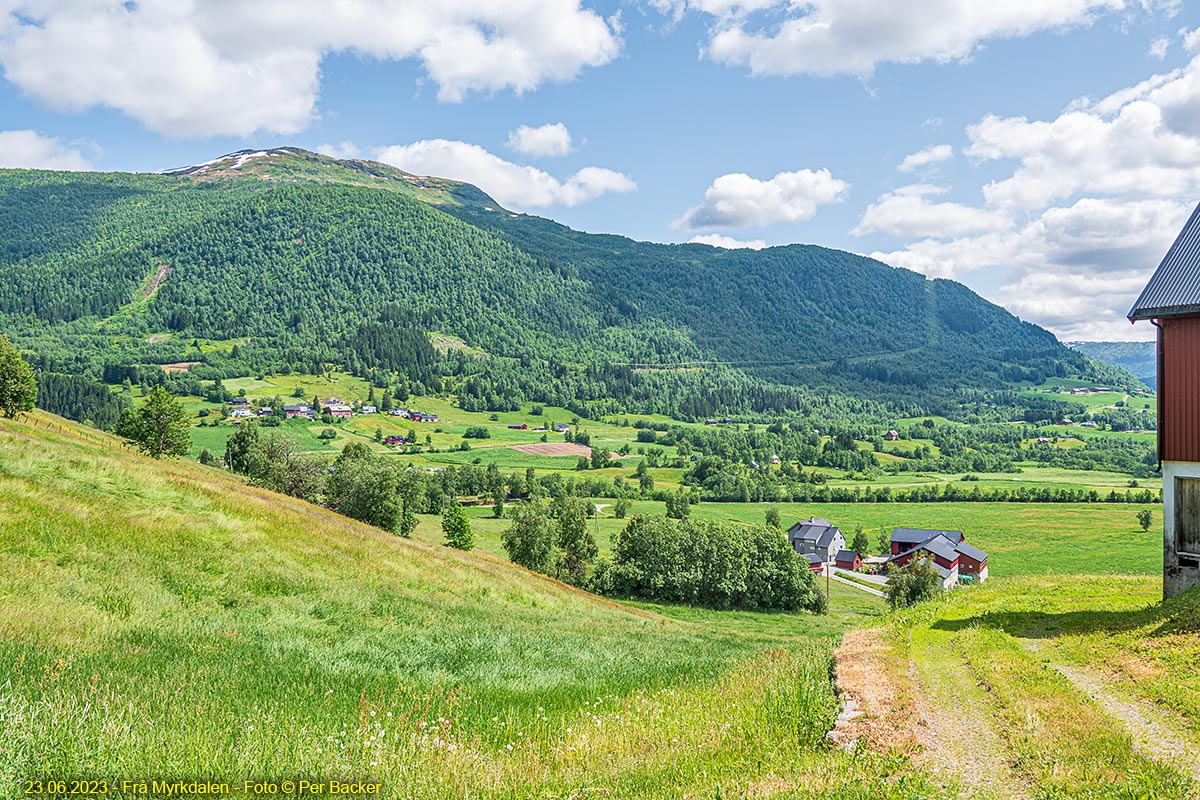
787,517,833,543
835,550,860,562
1129,200,1200,320
891,527,964,545
804,553,824,565
955,542,988,562
890,534,960,564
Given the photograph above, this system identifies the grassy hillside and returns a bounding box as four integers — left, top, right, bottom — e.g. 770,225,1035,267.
2,411,951,799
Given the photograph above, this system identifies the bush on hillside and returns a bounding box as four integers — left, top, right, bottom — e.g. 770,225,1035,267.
884,557,943,608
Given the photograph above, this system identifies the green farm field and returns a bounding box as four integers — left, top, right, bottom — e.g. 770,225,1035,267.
414,498,1161,580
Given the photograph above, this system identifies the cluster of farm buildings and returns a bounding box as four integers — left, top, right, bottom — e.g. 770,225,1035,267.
786,517,988,590
224,396,441,424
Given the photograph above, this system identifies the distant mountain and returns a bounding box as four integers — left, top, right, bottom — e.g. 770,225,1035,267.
1067,341,1156,389
0,148,1136,421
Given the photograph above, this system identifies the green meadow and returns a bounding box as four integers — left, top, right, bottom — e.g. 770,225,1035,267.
3,411,968,800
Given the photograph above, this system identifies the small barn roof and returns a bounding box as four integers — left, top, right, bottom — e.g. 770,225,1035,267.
835,550,860,562
804,553,824,565
1129,200,1200,320
891,535,960,564
955,542,988,562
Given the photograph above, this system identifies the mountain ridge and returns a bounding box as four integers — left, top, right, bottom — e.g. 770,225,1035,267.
0,148,1139,421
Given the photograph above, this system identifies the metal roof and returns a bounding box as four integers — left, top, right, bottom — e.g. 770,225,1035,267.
1129,200,1200,320
955,542,988,562
891,527,964,545
890,535,960,564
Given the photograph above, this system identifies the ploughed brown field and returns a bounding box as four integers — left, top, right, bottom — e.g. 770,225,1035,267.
159,361,202,373
509,441,595,457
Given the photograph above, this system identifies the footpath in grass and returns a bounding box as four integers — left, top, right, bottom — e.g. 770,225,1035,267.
850,576,1200,799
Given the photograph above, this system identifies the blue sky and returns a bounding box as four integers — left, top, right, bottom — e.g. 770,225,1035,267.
4,1,1200,341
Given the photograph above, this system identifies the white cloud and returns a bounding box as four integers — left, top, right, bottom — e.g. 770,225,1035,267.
1149,35,1171,59
0,130,93,170
688,233,767,249
853,184,1007,238
675,168,849,229
897,144,953,172
863,34,1200,335
0,0,621,137
699,0,1130,78
506,122,574,157
316,141,365,160
373,139,634,209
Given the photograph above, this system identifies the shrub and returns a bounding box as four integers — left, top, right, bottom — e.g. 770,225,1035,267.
884,557,943,608
501,502,557,573
464,425,491,439
443,501,474,550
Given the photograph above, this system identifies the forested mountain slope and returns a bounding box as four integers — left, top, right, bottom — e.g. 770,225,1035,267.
1068,341,1155,389
0,149,1132,421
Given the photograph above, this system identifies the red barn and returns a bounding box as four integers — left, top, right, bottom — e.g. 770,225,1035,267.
804,553,825,573
834,550,862,571
1129,202,1200,599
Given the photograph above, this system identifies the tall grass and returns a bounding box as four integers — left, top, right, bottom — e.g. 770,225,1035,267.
0,413,938,798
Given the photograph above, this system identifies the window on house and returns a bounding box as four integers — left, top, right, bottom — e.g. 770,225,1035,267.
1174,477,1200,556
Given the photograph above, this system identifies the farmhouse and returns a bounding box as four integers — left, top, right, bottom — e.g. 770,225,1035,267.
361,405,377,414
283,404,311,419
384,435,407,446
889,535,961,590
834,550,862,571
1128,201,1200,598
884,430,900,441
888,527,988,586
890,527,963,556
508,423,528,430
229,407,252,418
787,517,846,563
804,553,825,573
229,397,248,406
322,403,352,419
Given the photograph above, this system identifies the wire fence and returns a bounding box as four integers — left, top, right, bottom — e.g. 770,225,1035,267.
21,414,109,445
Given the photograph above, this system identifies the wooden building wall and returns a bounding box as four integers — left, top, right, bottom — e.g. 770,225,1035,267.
1160,316,1200,463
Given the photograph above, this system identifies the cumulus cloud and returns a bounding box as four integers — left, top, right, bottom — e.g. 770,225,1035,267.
506,123,574,157
858,48,1200,339
1149,35,1171,59
853,184,1007,238
688,233,767,249
675,168,849,230
0,130,93,170
0,0,621,137
897,144,953,173
374,139,634,209
316,141,365,160
697,0,1130,77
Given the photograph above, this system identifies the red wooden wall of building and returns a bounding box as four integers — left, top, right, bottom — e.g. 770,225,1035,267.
1161,316,1200,463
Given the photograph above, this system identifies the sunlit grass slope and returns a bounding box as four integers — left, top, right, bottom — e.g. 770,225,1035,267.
0,412,942,799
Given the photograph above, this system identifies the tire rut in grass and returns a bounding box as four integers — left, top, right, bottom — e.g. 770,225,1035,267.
1049,661,1200,783
909,634,1033,800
